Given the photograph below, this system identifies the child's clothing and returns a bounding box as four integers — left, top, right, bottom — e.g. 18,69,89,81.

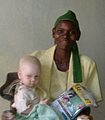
2,110,16,120
12,82,64,120
12,83,39,114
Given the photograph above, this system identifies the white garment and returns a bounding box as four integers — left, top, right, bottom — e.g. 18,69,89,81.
12,84,39,114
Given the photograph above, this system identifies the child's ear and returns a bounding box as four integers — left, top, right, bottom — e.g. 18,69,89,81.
18,71,21,80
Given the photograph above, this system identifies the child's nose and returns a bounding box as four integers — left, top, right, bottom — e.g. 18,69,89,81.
31,77,35,81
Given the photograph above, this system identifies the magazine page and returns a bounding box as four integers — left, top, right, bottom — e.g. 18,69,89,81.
51,84,97,120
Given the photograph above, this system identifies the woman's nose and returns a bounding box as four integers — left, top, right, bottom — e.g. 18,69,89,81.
63,32,70,39
63,35,68,39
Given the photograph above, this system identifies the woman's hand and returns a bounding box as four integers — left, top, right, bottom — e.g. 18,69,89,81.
76,115,93,120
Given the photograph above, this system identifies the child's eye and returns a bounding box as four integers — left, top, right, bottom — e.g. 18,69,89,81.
34,75,39,80
35,75,39,78
27,75,31,78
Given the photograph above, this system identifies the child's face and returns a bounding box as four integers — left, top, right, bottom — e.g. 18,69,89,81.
18,62,40,88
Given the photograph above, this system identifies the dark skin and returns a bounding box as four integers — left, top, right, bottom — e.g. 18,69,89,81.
52,20,79,72
52,20,91,118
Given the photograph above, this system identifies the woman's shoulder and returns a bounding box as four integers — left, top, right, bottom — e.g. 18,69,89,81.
30,45,55,58
80,54,96,66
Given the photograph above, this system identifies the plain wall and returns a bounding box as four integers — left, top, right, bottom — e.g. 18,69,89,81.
0,0,105,119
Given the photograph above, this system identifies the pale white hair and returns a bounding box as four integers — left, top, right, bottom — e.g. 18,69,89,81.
19,55,41,71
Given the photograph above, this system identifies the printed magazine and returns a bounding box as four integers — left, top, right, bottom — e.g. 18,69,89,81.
51,84,97,120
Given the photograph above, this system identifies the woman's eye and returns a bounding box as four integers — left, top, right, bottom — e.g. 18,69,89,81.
69,30,76,36
56,29,64,35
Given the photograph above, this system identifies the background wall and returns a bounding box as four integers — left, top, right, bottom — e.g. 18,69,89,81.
0,0,105,119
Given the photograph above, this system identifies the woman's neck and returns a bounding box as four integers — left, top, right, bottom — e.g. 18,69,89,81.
54,47,71,59
54,47,71,71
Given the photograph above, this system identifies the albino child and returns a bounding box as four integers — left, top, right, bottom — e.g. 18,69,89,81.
11,55,64,120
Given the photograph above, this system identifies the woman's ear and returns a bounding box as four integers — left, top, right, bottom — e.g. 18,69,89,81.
76,27,81,41
52,28,55,38
52,28,57,44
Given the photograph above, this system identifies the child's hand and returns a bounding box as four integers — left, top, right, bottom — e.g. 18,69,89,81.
69,84,74,89
76,115,93,120
11,103,15,108
40,98,49,104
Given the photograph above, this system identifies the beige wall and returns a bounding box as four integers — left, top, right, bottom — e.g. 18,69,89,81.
0,0,105,119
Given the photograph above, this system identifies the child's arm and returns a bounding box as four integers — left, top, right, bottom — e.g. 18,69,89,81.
11,89,30,114
20,105,34,115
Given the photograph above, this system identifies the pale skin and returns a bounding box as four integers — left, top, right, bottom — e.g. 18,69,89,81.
13,58,49,114
18,61,41,88
76,115,93,120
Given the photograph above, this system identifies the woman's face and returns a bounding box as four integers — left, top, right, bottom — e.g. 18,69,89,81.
52,20,78,50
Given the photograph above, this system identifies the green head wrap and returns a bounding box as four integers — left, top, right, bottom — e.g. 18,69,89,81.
70,43,82,83
54,10,79,28
54,10,82,83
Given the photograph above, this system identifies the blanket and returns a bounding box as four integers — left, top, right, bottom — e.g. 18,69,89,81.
16,104,64,120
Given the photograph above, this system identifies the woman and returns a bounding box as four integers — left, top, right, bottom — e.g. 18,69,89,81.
31,10,102,118
1,10,102,120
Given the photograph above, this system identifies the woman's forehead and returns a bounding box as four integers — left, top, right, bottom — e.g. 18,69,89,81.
55,20,75,29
